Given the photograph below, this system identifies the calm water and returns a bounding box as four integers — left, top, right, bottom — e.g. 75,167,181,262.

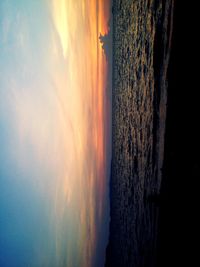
105,0,174,266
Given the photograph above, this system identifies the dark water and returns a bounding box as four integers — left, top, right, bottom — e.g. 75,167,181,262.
105,1,174,266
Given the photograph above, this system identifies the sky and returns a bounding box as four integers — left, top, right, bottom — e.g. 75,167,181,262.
0,1,111,267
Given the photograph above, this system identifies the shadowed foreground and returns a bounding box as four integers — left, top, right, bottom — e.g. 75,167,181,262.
105,1,174,266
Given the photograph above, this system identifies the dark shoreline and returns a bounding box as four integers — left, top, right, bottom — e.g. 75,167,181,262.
105,1,175,266
105,0,199,266
156,1,199,266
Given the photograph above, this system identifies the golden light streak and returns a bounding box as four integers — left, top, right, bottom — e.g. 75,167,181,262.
49,0,110,266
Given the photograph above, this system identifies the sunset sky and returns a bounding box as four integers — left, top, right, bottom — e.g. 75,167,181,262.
0,1,111,266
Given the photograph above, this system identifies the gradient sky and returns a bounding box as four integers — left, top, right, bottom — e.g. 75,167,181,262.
0,1,111,266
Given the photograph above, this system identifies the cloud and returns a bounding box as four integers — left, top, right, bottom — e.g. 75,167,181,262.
0,1,111,267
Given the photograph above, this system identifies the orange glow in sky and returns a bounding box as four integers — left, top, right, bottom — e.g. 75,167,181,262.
49,0,110,266
0,0,110,266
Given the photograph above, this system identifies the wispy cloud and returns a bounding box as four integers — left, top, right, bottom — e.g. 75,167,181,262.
0,1,110,267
